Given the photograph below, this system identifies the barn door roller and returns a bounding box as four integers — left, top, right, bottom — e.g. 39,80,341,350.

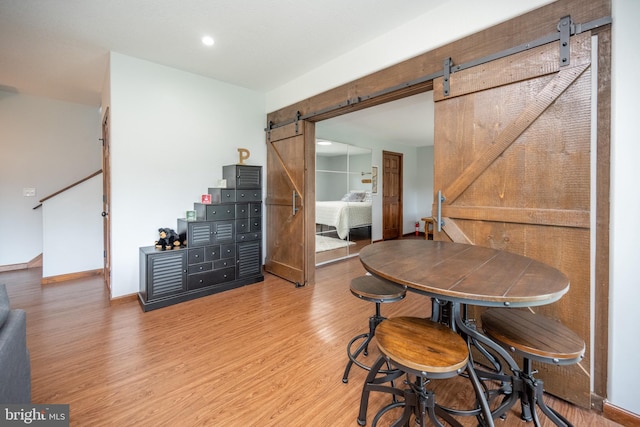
443,57,452,97
558,15,572,67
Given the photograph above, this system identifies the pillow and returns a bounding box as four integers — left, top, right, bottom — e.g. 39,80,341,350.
0,284,10,329
340,191,367,202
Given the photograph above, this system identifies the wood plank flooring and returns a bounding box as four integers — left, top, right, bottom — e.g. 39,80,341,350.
1,256,620,426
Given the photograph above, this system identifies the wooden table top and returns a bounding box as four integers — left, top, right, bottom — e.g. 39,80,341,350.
359,240,569,307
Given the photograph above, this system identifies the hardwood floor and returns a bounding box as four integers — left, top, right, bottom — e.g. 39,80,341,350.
1,256,620,426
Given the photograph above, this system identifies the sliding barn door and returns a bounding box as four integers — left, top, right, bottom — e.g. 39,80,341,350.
264,121,316,287
433,32,593,407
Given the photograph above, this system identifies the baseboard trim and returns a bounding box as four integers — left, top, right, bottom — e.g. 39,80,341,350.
41,269,103,285
0,253,43,272
603,401,640,426
0,263,28,272
27,253,43,268
109,293,138,305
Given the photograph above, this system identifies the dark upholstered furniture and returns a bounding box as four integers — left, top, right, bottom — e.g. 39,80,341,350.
0,284,31,403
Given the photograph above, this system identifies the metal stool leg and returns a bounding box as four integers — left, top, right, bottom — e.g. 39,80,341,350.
522,358,573,427
343,302,385,383
357,355,405,426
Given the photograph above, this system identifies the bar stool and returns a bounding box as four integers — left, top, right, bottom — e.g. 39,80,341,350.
481,308,585,427
358,316,469,427
342,275,407,384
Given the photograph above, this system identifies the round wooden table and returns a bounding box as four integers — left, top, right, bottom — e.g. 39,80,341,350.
359,240,569,308
358,240,571,426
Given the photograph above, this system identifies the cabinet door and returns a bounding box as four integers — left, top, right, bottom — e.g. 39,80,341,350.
224,165,262,189
237,241,262,278
147,251,186,300
186,222,214,247
212,221,235,245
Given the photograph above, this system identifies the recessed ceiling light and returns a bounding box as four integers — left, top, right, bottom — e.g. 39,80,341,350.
317,140,332,146
202,36,215,46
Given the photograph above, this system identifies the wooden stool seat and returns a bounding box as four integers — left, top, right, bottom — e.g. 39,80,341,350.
342,276,407,383
481,309,585,427
377,317,468,375
358,317,469,427
481,309,585,364
350,275,407,303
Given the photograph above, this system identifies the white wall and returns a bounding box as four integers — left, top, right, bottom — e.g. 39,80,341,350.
265,0,556,112
107,52,265,299
608,0,640,415
0,91,101,266
42,174,103,277
417,146,435,222
268,0,639,416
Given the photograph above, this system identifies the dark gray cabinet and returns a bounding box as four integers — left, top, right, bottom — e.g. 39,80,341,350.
139,247,187,302
138,164,264,311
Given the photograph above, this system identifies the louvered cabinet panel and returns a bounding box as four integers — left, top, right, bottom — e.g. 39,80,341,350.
237,241,262,278
139,248,187,302
223,165,262,189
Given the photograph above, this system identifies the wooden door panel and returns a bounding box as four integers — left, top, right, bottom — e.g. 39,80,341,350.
433,33,592,407
265,122,314,286
382,151,402,240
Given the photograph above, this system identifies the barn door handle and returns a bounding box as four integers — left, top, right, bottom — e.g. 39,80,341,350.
292,191,299,216
436,190,446,232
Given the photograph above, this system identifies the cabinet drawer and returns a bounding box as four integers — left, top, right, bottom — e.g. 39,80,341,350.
212,266,235,283
186,266,235,289
236,232,261,242
235,219,250,234
220,243,235,259
236,190,261,202
250,218,261,232
204,244,221,261
214,257,235,270
188,262,212,275
204,204,235,221
207,188,236,203
235,203,249,219
188,248,205,264
187,270,214,290
249,203,262,217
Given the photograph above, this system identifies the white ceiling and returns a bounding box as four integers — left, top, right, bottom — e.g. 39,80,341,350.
0,0,444,106
0,0,440,146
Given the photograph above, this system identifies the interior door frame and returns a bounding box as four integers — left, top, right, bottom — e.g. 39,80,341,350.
101,108,111,293
265,0,611,406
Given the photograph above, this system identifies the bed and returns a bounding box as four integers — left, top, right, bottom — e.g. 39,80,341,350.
316,198,372,240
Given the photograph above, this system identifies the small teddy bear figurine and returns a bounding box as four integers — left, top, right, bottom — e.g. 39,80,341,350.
155,228,182,250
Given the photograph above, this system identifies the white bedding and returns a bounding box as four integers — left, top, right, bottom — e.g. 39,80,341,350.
316,201,372,239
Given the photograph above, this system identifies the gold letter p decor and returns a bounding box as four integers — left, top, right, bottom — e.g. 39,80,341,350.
238,148,250,164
